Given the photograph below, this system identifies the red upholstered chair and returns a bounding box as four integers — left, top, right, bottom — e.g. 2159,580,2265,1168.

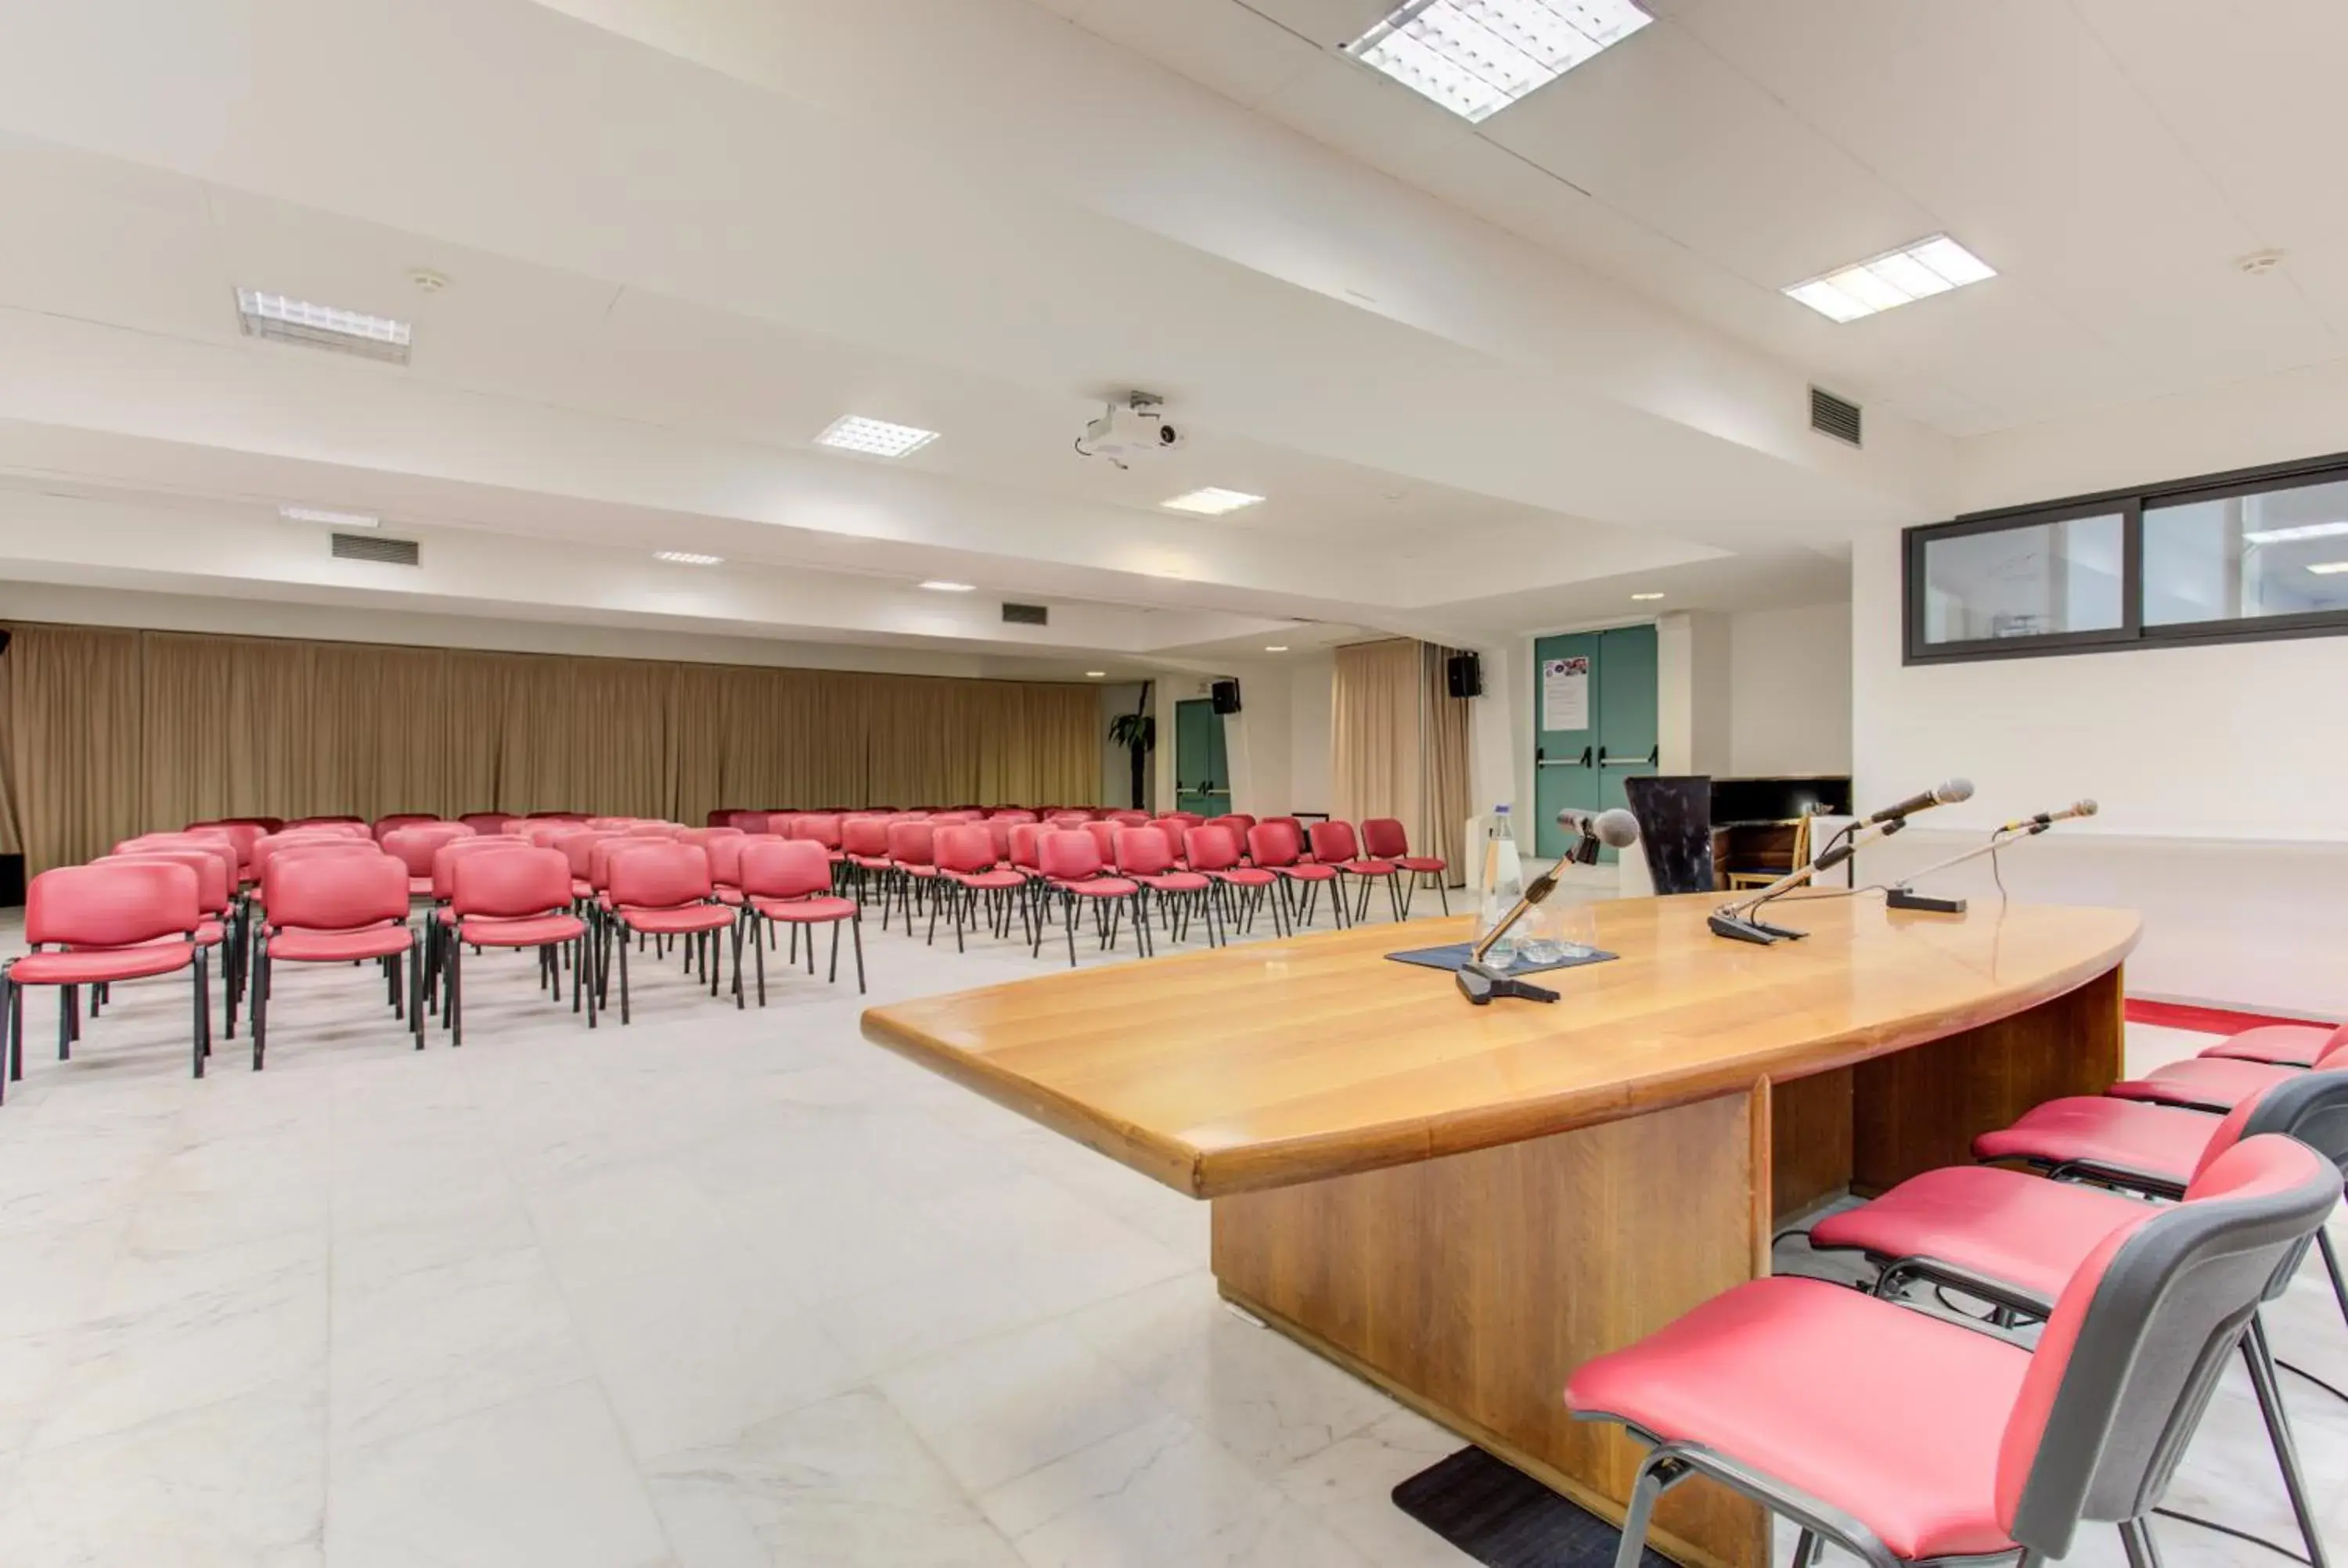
1106,809,1151,828
989,807,1039,825
1144,816,1194,869
1208,814,1256,863
883,820,938,937
1309,820,1401,924
1260,815,1312,860
1114,827,1212,951
1359,818,1450,917
373,813,441,841
553,829,617,904
421,836,531,1018
1079,820,1118,863
841,815,893,908
458,811,512,835
3,861,208,1091
1806,1073,2348,1566
1046,811,1093,829
982,818,1017,869
740,839,864,998
185,820,269,884
598,842,738,1023
624,822,682,838
2199,1020,2348,1069
1570,1132,2339,1568
1184,825,1284,939
252,851,420,1066
287,816,369,834
443,847,593,1043
1248,820,1346,929
110,846,238,1041
1033,829,1140,968
932,825,1028,951
787,813,846,866
676,825,744,861
382,822,477,899
2103,1030,2348,1113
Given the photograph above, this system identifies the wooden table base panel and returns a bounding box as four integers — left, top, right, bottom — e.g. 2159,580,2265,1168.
1211,1090,1769,1568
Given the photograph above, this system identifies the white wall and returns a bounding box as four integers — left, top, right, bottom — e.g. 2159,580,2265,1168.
1852,527,2348,1016
1287,653,1334,815
1728,602,1853,777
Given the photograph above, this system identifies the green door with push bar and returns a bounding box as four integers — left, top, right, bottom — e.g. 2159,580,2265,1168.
1531,624,1658,861
1175,698,1230,818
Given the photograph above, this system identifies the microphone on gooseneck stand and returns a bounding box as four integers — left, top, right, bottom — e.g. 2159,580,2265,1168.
1888,798,2100,914
1864,777,1975,826
1710,779,1973,946
1456,807,1644,1005
1554,807,1642,867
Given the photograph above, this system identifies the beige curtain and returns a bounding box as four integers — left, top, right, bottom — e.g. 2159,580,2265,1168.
1331,637,1469,885
1420,644,1472,885
0,621,1104,876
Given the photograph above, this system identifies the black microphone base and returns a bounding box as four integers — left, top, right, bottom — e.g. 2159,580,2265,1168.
1455,963,1560,1005
1886,888,1967,915
1708,911,1810,945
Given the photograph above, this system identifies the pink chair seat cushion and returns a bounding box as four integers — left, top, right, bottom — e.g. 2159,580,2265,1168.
571,877,594,900
1274,864,1338,881
1055,876,1140,897
270,924,416,963
851,854,892,870
1138,872,1209,893
1396,855,1447,873
713,887,745,905
1806,1165,2146,1307
751,896,858,923
616,904,739,935
460,913,587,948
2105,1056,2297,1112
1209,869,1277,887
2202,1023,2338,1067
1565,1276,2026,1562
13,943,197,984
948,869,1028,890
1334,858,1398,876
408,876,435,897
1972,1095,2213,1188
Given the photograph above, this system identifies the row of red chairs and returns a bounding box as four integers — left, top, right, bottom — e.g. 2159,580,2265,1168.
1570,1016,2348,1568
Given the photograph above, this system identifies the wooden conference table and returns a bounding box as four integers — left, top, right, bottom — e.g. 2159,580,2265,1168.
862,894,2141,1568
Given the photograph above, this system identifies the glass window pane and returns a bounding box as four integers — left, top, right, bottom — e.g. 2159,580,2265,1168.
2143,477,2348,626
1921,513,2126,644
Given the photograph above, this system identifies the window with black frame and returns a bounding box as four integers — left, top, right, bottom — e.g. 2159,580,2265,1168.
1905,456,2348,662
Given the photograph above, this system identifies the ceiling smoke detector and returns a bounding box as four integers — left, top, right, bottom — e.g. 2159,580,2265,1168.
1075,391,1185,469
409,268,451,293
2238,250,2285,276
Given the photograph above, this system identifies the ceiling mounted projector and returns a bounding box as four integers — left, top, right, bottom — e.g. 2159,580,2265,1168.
1075,391,1184,469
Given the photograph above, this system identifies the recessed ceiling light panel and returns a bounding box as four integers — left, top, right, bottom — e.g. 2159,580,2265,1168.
2244,520,2348,545
1161,487,1264,516
918,580,975,592
1085,671,1107,678
1782,234,1997,322
280,505,380,529
1347,0,1651,124
1630,592,1665,601
1264,645,1289,653
236,289,412,363
816,415,938,459
654,551,723,566
2308,560,2348,575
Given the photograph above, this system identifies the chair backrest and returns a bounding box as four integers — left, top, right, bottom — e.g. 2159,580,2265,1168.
2194,1069,2348,1185
458,812,513,835
1039,829,1105,882
264,851,409,933
1113,826,1176,876
373,814,441,841
185,819,268,872
677,826,744,853
287,815,369,833
1359,818,1410,859
1994,1133,2337,1557
1107,810,1151,827
984,819,1017,863
989,808,1039,824
789,813,844,850
1247,819,1304,869
1184,824,1241,873
1079,820,1118,861
527,811,589,822
931,810,985,825
841,816,891,858
740,839,834,901
1309,820,1362,863
1009,822,1046,871
1146,816,1192,854
625,822,681,838
111,849,231,915
452,847,573,920
381,822,477,876
255,836,384,880
1210,813,1256,843
432,836,531,901
607,841,713,908
1622,775,1715,895
934,825,998,875
114,836,239,901
1047,811,1093,829
886,820,936,869
708,832,776,890
27,861,200,948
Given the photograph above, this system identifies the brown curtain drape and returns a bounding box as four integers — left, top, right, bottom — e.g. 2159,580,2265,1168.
0,621,1102,876
1331,637,1469,886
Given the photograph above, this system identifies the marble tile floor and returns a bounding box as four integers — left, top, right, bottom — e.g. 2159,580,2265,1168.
0,904,2335,1567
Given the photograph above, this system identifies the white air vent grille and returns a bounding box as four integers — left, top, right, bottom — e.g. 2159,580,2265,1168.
1810,386,1862,447
1002,602,1049,626
332,532,420,566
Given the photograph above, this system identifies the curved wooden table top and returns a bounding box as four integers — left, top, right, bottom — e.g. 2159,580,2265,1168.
861,894,2141,1199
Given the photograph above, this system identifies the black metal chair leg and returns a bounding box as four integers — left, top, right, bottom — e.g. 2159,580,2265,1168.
850,914,865,994
2317,1228,2348,1332
2117,1517,2163,1568
251,942,270,1070
1789,1530,1822,1568
2245,1314,2332,1568
754,915,767,1006
618,923,632,1024
830,919,842,983
193,951,210,1077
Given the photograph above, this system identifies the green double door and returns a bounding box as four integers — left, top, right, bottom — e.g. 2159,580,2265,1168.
1531,624,1658,860
1174,699,1230,818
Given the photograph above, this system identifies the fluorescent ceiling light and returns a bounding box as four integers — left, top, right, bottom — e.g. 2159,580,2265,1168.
1630,592,1665,601
1782,234,1997,322
2244,520,2348,545
654,551,723,566
1347,0,1652,124
1264,645,1289,653
1085,671,1107,678
816,415,938,458
237,289,412,363
1161,487,1264,516
919,580,975,592
280,505,378,528
2307,560,2348,574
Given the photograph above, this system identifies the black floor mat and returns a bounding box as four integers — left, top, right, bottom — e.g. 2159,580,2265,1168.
1391,1447,1680,1568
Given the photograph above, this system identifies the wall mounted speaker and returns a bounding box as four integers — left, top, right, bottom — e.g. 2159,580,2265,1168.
1210,678,1242,715
1446,651,1482,699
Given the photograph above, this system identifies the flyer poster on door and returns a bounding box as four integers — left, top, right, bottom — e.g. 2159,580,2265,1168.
1542,656,1590,731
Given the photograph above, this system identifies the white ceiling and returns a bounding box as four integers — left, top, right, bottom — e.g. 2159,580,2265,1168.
0,0,2339,668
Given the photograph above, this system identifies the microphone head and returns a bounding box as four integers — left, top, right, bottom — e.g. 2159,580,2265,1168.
1592,808,1641,849
1934,778,1975,805
2074,798,2099,817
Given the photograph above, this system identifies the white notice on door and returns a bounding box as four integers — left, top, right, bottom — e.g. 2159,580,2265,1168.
1541,656,1590,731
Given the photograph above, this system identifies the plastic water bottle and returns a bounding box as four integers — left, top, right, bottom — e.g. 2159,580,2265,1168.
1477,806,1525,969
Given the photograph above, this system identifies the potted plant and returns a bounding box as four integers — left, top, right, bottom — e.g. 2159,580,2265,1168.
1107,692,1154,811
